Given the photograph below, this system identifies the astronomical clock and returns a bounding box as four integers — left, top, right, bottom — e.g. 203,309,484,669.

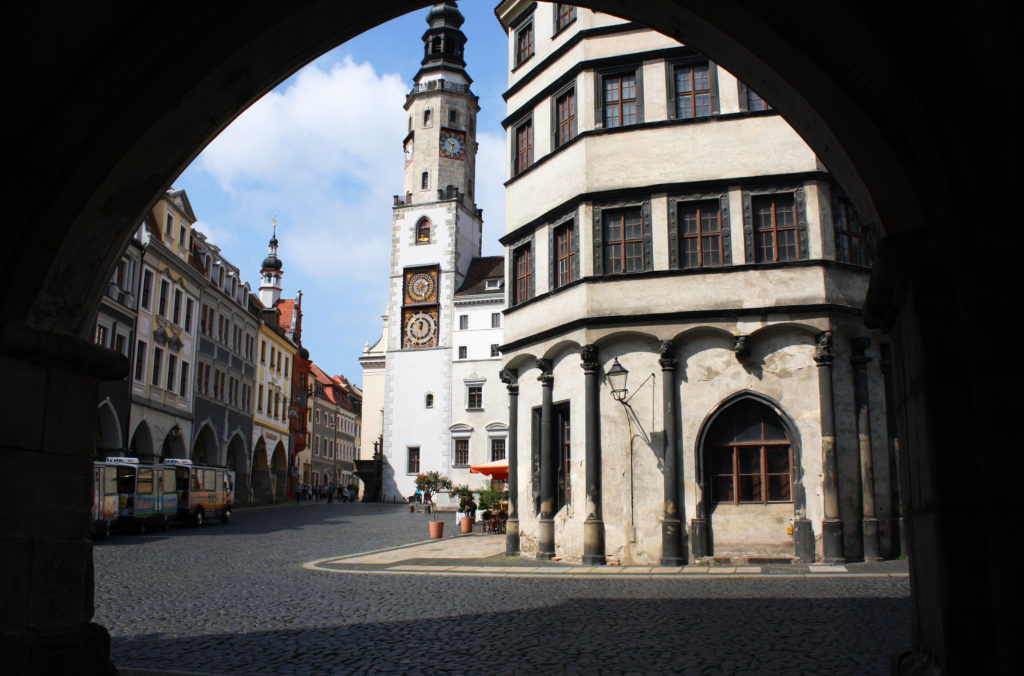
402,266,439,349
438,128,466,161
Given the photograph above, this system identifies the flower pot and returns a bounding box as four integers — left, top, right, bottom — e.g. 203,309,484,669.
428,520,445,539
460,516,474,533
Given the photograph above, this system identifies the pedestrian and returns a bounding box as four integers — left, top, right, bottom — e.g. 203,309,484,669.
327,483,334,503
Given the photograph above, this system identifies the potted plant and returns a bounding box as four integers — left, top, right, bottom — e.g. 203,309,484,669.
415,471,452,539
451,484,477,533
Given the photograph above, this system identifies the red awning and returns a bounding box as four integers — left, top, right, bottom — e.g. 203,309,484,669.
469,459,509,481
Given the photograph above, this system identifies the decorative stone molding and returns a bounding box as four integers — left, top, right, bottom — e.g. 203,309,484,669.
536,358,553,384
499,367,519,394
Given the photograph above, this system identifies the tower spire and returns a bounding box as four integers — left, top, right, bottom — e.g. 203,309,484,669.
259,219,283,307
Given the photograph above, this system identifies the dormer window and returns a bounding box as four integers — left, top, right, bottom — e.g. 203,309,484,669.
485,279,502,290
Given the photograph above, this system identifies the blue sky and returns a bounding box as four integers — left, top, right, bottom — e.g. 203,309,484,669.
174,1,510,384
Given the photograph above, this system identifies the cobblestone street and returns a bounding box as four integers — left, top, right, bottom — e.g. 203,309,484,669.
94,503,911,675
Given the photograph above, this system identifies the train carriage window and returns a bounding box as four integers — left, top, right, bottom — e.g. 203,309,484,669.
137,468,154,494
190,469,202,491
116,466,136,494
204,469,217,490
163,469,175,492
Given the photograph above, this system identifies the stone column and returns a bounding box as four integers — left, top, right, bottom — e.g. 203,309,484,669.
499,368,520,555
1,322,122,674
879,343,906,557
815,330,845,563
536,358,555,559
659,340,685,565
852,337,882,561
580,345,605,565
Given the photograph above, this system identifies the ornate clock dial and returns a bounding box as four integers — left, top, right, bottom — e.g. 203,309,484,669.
404,311,437,347
406,272,435,302
439,129,466,160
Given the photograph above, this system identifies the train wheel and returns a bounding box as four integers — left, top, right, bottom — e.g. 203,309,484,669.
220,507,231,525
194,509,204,527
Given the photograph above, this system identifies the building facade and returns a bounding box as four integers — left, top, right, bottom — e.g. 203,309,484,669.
360,2,506,502
94,236,143,457
127,190,205,464
189,229,258,501
495,2,894,566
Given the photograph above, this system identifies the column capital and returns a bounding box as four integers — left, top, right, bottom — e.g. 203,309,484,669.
536,358,553,385
499,367,519,387
580,344,600,372
814,330,835,366
851,336,872,369
658,339,677,369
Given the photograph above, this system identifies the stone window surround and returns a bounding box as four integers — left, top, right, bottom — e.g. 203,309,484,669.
665,56,721,120
667,189,732,269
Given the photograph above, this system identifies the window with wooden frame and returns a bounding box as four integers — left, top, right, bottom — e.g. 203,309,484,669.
673,62,712,118
491,437,506,462
459,314,468,330
602,71,638,128
554,4,577,33
513,243,532,305
408,447,420,474
467,385,483,410
679,200,723,268
554,87,576,148
514,118,533,175
707,400,792,504
515,18,534,67
603,207,645,273
554,222,576,286
753,194,799,262
458,346,467,359
134,340,147,381
745,88,770,111
454,439,469,466
151,347,163,386
834,198,871,267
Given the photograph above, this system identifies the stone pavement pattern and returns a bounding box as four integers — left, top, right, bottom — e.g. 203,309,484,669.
94,503,911,675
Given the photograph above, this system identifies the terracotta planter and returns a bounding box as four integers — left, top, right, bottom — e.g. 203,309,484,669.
428,520,445,539
460,516,474,533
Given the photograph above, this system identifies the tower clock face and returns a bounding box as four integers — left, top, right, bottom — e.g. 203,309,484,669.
439,129,466,160
404,137,414,165
404,310,437,348
405,271,436,303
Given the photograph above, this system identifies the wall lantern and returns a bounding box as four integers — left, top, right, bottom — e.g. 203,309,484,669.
606,358,629,402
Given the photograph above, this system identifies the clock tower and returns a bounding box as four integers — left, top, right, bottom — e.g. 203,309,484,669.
370,1,485,501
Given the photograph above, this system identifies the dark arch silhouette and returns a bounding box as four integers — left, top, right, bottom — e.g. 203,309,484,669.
0,1,1011,673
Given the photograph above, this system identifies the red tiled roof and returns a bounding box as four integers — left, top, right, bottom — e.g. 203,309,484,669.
277,299,295,330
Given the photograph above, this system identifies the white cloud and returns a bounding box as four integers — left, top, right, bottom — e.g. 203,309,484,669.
198,56,408,195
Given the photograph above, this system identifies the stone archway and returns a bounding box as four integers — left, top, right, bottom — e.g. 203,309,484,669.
225,434,250,504
0,2,1013,673
191,423,218,466
697,394,803,559
128,422,155,464
250,437,272,504
270,442,288,503
96,401,122,458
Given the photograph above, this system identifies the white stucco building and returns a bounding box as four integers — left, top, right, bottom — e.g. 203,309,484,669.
495,2,895,566
360,2,506,502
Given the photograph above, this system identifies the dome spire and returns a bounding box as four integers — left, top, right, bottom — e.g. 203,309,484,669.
259,217,283,307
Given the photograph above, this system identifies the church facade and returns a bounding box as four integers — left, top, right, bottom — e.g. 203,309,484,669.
495,2,898,565
361,2,505,502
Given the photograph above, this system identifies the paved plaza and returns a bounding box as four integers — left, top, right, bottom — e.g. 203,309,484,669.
94,503,911,675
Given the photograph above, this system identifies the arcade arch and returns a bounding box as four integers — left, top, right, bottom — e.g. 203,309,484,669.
0,1,1010,673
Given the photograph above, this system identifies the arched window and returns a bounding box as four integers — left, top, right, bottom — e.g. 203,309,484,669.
706,399,792,504
416,218,431,243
